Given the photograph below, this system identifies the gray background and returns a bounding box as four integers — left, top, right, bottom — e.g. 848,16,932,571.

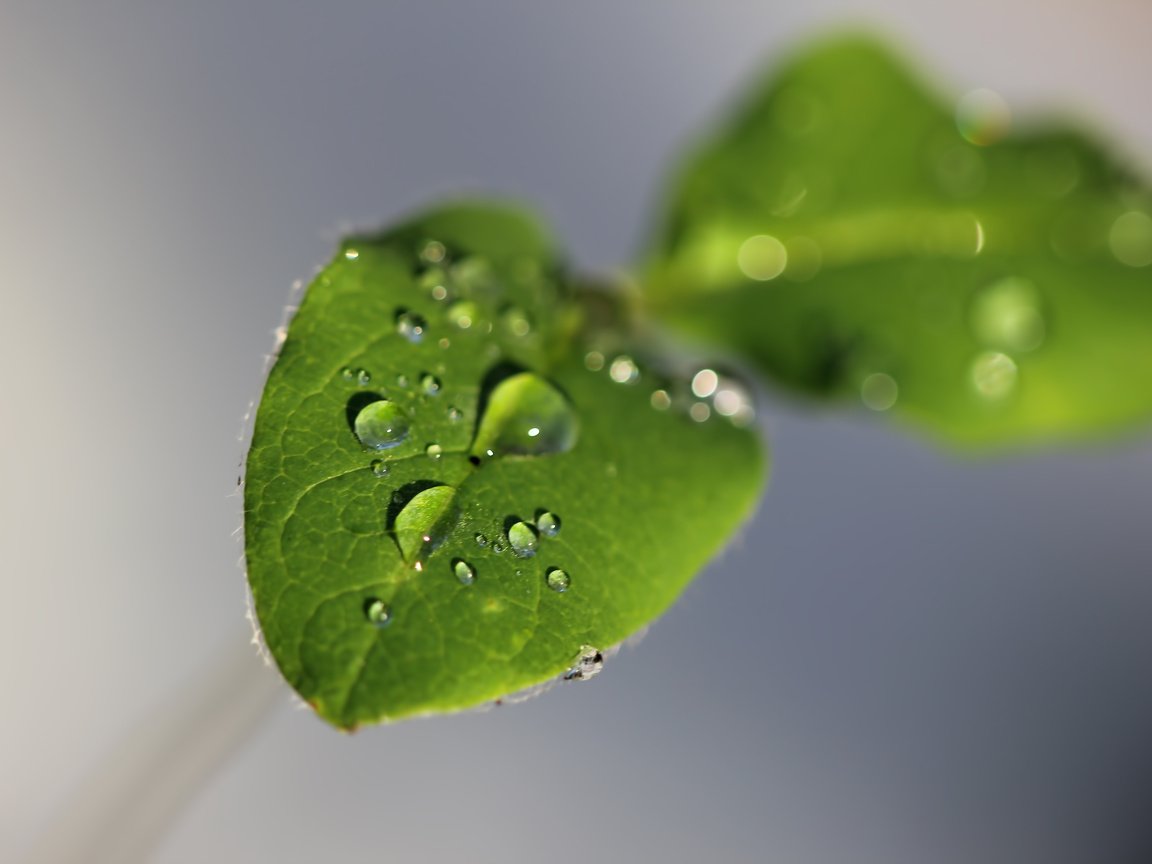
4,1,1152,862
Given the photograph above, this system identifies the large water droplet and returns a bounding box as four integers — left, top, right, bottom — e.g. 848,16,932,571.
364,598,392,628
970,351,1018,400
536,511,561,538
395,309,428,343
956,88,1010,146
971,277,1045,352
546,567,570,593
1109,211,1152,267
452,558,475,585
507,521,539,558
860,373,898,412
393,485,458,563
353,399,411,450
563,645,603,681
471,372,578,458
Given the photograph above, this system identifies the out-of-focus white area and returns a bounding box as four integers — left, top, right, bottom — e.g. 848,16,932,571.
3,1,1152,862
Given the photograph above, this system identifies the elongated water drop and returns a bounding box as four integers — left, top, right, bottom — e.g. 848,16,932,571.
353,400,411,450
536,511,561,538
453,559,475,585
392,485,458,563
471,372,578,458
507,521,539,558
364,598,392,628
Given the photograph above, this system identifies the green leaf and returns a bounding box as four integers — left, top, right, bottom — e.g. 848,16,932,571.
644,35,1152,445
244,201,766,729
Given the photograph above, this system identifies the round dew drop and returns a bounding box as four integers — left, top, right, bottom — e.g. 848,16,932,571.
453,559,475,585
536,511,561,538
546,567,570,593
353,400,411,450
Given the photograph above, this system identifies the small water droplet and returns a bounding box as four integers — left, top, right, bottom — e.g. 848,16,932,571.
650,390,672,411
438,338,451,350
364,598,391,628
474,532,489,548
395,309,428,343
447,300,479,329
860,373,899,412
691,369,719,398
563,645,603,680
1109,211,1152,267
737,234,788,281
501,305,532,337
584,351,605,372
353,400,411,450
507,521,539,558
609,355,639,384
536,511,561,538
421,373,442,396
689,402,711,422
341,367,355,381
546,567,570,593
970,351,1018,400
356,369,372,386
426,443,443,459
453,558,475,585
471,372,579,458
448,405,463,422
971,277,1045,352
370,459,390,477
956,88,1011,146
344,248,360,260
491,539,507,554
420,239,446,264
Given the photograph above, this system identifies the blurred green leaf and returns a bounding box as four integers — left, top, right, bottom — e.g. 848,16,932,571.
244,202,765,729
645,35,1152,444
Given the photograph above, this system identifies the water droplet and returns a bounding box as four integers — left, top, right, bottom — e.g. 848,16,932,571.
420,239,446,264
364,598,391,628
421,373,442,395
393,374,408,388
1109,211,1152,267
353,399,411,450
356,369,372,386
448,405,463,422
956,88,1010,146
536,511,561,538
447,300,479,329
395,309,428,343
711,377,756,427
689,402,711,422
341,367,355,381
860,373,899,412
970,351,1018,400
501,305,532,337
453,558,475,585
545,567,570,593
691,369,719,398
563,645,603,681
507,521,539,558
393,485,458,563
609,355,639,384
584,351,605,372
650,389,672,411
971,277,1045,352
426,443,443,459
471,372,579,458
344,248,360,260
737,234,787,281
491,539,507,554
474,532,489,547
370,459,390,477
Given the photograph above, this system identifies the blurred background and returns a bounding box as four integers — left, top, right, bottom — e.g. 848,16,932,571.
4,1,1152,862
